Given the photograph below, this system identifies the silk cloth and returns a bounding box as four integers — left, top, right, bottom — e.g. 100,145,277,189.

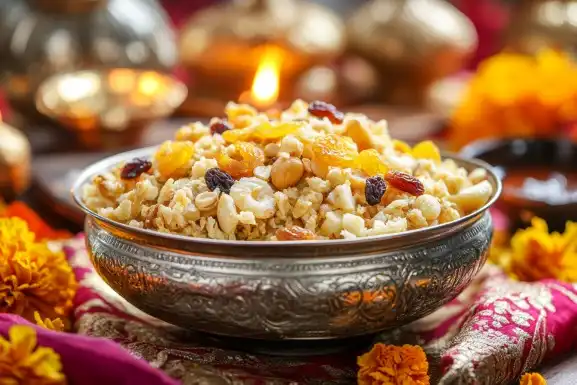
2,232,576,384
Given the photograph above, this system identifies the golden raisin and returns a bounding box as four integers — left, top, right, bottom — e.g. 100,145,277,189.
345,120,373,151
253,121,303,141
412,140,441,162
217,142,264,178
154,140,195,179
276,226,316,241
312,134,358,168
385,170,425,196
392,139,412,154
221,127,254,143
356,149,388,176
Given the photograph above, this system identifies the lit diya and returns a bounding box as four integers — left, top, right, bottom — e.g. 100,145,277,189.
461,138,577,232
35,69,187,150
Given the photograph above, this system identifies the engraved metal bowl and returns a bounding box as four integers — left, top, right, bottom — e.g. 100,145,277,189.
72,147,501,340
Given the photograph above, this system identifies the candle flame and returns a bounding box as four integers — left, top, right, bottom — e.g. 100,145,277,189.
250,46,283,108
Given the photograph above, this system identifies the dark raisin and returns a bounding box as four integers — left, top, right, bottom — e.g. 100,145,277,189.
121,158,152,180
385,170,425,196
365,176,387,205
205,168,235,194
210,120,231,135
308,100,344,124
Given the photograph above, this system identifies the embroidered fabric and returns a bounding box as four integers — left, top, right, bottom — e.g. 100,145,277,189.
65,236,577,384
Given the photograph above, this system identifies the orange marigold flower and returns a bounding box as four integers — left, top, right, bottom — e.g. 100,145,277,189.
0,202,72,241
0,218,77,326
506,217,577,282
34,312,65,333
449,49,577,150
520,372,547,385
0,324,66,385
358,343,430,385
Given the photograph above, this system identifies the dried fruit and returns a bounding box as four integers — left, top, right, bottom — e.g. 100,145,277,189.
412,140,441,162
385,170,425,196
210,120,231,135
345,119,373,151
253,121,302,140
311,134,358,169
217,142,265,178
392,139,412,154
276,225,316,241
121,158,152,180
356,149,388,176
221,127,254,143
205,168,235,194
365,176,387,205
308,101,344,124
154,140,195,179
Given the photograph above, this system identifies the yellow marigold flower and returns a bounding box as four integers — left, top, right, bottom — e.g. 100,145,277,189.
0,218,78,324
520,372,547,385
450,49,577,150
506,218,577,282
0,324,66,385
34,312,65,333
358,343,430,385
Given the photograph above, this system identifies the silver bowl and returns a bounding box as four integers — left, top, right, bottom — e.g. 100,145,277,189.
72,147,501,340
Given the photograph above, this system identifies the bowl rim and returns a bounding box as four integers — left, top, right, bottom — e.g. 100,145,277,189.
72,146,502,248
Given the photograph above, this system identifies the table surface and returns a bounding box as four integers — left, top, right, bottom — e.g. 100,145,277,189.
19,118,577,385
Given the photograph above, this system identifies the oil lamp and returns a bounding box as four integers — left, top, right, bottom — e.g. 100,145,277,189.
178,0,345,115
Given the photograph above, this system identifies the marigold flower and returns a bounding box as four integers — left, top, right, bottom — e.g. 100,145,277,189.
0,218,77,325
0,324,66,385
450,49,577,150
34,312,65,333
0,202,72,241
520,372,547,385
358,343,430,385
506,218,577,282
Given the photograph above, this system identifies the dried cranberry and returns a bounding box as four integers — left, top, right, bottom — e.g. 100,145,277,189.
205,168,235,194
308,101,344,124
121,158,152,180
210,120,231,135
365,176,387,206
385,170,425,196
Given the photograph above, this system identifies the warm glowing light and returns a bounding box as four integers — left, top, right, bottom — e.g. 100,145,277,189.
249,46,283,108
108,69,136,94
138,71,163,97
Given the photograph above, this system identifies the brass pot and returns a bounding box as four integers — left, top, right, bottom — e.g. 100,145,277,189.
0,122,31,200
503,0,577,54
178,0,345,107
346,0,477,107
0,0,177,123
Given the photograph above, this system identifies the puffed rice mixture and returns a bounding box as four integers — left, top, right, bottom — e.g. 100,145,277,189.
82,100,494,241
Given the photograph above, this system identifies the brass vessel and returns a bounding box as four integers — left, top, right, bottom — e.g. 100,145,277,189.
503,0,577,54
178,0,345,113
0,121,31,200
346,0,477,107
0,0,177,123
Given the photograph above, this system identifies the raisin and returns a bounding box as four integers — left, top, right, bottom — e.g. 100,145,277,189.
210,120,231,135
205,168,235,194
365,176,387,205
308,101,344,124
121,158,152,180
276,226,316,241
385,170,425,196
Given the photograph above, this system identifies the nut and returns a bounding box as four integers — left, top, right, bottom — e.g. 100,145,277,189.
271,157,304,190
194,191,219,211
